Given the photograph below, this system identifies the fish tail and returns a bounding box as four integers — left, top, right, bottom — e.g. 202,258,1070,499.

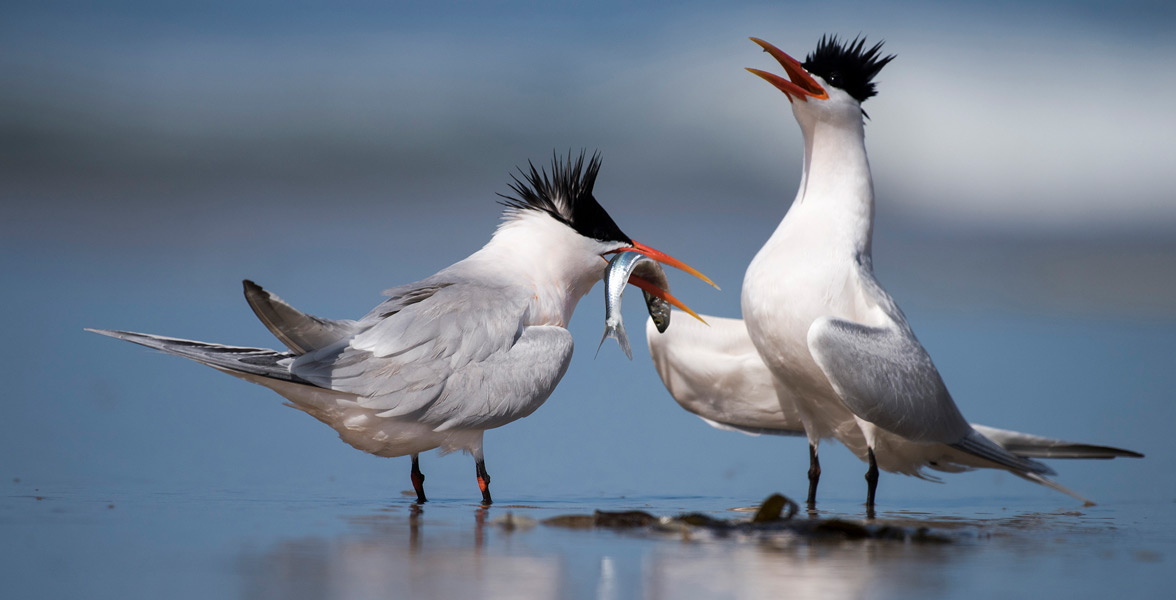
595,327,610,358
616,321,632,360
596,323,633,360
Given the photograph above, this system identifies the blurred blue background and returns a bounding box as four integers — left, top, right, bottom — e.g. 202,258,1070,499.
3,0,1174,507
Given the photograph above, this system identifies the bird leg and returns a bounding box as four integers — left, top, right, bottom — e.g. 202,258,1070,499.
806,443,821,507
410,453,427,504
476,459,492,505
864,447,879,511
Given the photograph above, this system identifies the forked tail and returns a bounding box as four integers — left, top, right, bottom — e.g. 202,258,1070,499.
596,320,632,360
974,424,1144,460
86,329,304,384
969,424,1143,506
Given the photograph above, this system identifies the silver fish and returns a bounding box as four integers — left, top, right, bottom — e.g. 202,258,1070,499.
597,251,672,359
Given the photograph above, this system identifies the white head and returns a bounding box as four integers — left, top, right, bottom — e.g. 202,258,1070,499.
492,152,715,320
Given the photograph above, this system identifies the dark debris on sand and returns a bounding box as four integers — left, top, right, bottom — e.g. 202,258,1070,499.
541,493,952,544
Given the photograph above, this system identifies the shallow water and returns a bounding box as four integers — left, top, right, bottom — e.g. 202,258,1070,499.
5,225,1173,598
5,481,1171,600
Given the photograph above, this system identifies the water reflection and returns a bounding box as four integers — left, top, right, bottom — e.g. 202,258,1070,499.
236,502,1124,600
238,504,561,600
647,541,958,599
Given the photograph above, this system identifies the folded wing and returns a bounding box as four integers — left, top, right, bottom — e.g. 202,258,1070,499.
807,316,1051,475
292,278,573,431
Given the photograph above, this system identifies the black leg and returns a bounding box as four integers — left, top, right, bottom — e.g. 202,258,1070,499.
865,447,879,512
411,453,427,504
806,443,821,508
476,459,492,505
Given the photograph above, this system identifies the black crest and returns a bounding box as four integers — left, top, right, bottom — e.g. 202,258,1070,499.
498,151,632,245
802,35,895,104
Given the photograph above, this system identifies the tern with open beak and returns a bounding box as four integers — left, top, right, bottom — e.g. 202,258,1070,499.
647,36,1140,509
90,151,713,505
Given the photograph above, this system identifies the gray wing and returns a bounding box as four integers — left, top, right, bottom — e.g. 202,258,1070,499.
243,280,359,354
290,279,571,430
417,324,573,431
85,328,304,382
807,316,971,444
647,311,805,436
808,317,1052,475
973,424,1143,459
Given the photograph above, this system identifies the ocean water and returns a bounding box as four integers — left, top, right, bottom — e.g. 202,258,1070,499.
2,219,1174,599
5,483,1172,600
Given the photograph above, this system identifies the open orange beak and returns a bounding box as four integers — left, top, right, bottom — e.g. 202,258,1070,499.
627,241,719,290
627,273,707,325
604,241,717,325
746,37,828,102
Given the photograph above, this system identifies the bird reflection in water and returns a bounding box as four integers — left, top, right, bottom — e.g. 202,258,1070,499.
237,501,1120,599
238,504,560,599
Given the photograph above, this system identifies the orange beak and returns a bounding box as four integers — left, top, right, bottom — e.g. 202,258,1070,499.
746,37,828,102
627,241,719,290
603,241,716,325
627,274,708,325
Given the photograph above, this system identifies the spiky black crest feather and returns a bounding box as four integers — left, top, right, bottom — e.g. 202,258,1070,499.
803,34,895,104
498,151,631,244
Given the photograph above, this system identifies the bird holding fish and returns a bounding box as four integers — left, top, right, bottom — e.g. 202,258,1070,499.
90,151,714,504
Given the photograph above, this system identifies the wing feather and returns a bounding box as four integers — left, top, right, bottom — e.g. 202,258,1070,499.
427,325,573,430
289,279,562,429
807,316,972,444
242,280,359,354
807,316,1066,476
973,424,1143,459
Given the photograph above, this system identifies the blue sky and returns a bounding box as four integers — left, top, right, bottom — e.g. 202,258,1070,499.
2,1,1173,505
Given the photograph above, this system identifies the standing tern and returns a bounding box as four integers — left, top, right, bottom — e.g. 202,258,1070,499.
89,151,713,505
647,36,1141,508
647,310,1141,505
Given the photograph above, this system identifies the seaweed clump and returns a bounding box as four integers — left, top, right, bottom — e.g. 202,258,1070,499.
541,493,952,544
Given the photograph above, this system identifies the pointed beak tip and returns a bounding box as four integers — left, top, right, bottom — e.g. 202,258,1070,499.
627,274,711,327
627,242,718,289
747,37,828,102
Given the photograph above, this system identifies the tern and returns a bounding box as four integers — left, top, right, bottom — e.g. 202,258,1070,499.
647,36,1141,508
647,312,1141,505
89,151,713,505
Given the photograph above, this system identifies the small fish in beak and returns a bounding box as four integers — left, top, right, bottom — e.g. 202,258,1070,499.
597,250,706,359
